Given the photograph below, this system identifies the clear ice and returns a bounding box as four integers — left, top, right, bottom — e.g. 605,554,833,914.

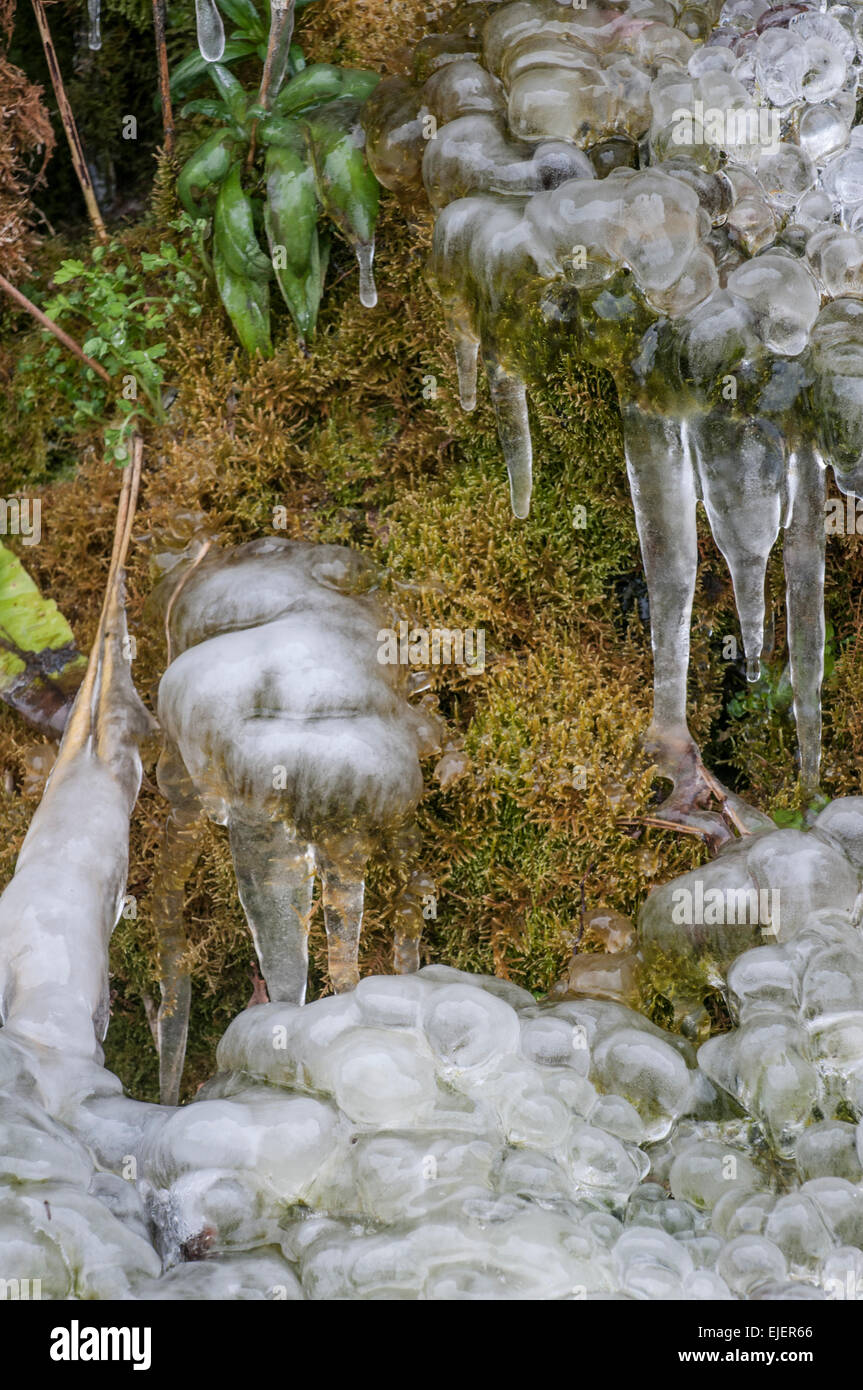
87,0,101,52
152,538,440,1102
194,0,226,65
363,0,863,809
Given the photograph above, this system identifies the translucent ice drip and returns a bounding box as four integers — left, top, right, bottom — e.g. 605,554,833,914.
153,538,441,1100
195,0,225,65
87,0,101,52
362,0,863,799
355,239,377,308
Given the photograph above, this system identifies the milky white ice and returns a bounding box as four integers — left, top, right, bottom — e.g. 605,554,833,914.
4,551,863,1296
152,538,441,1103
363,0,863,820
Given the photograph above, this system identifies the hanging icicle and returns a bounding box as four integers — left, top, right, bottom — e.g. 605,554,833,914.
195,0,225,64
87,0,101,51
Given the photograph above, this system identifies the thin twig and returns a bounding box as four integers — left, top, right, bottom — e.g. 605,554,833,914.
696,762,753,837
0,273,111,383
617,815,711,840
61,433,144,762
152,0,174,156
30,0,108,243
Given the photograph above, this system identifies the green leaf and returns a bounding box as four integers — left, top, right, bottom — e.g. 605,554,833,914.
218,0,265,38
207,62,249,125
180,97,235,122
53,260,86,284
0,541,87,735
167,41,257,103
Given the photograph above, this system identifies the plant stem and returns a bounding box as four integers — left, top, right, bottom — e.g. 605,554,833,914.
30,0,109,244
152,0,175,156
0,273,112,384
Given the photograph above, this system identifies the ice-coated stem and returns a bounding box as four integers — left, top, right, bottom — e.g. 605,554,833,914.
356,241,378,309
784,440,826,798
228,817,316,1004
194,0,225,63
246,0,295,170
259,0,295,105
689,413,784,682
621,400,698,754
483,352,533,518
0,437,150,1057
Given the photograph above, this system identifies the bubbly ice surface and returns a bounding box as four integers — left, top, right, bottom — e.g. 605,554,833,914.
364,0,863,800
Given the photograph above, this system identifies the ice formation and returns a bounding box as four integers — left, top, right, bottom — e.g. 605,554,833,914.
10,0,863,1305
363,0,863,812
194,0,226,65
10,778,863,1297
87,0,101,52
152,538,441,1102
4,526,863,1298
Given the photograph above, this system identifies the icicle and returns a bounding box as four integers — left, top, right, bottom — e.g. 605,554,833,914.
195,0,225,64
228,820,316,1005
784,443,826,798
483,353,532,519
319,864,367,994
444,305,479,411
454,336,478,411
620,403,699,743
87,0,101,51
689,413,783,687
356,240,377,309
314,830,371,994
